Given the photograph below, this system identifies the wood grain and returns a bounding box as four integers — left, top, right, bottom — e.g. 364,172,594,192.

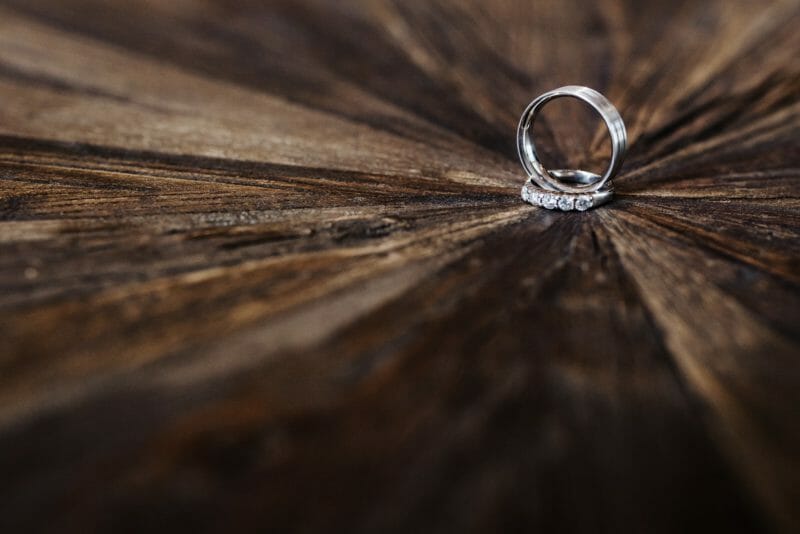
1,0,799,532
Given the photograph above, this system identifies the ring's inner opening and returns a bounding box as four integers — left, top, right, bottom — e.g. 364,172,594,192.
531,97,613,177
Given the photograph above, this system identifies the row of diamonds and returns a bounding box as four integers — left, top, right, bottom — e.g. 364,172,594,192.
521,183,594,211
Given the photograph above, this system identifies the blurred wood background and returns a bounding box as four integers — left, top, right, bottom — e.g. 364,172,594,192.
1,0,799,532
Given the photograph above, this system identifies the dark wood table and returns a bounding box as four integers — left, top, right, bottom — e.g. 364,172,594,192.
1,1,799,532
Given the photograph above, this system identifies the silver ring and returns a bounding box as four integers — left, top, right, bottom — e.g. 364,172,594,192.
517,85,627,195
521,172,612,212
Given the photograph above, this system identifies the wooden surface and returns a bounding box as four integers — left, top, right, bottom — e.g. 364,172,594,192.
1,0,799,532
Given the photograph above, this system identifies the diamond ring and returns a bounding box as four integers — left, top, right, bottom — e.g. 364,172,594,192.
521,177,612,212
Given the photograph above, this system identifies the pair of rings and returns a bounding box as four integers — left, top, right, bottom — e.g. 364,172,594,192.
517,86,627,211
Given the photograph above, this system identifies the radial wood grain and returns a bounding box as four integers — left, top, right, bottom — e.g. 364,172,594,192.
0,0,799,533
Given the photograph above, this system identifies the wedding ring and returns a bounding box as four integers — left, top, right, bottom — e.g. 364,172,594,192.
517,86,626,205
521,174,612,212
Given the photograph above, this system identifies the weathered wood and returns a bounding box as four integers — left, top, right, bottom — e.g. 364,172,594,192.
0,0,799,532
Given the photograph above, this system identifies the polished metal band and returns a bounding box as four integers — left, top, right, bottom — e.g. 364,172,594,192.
517,85,627,195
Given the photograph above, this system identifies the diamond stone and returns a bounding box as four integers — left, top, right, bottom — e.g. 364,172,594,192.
557,196,575,211
521,187,530,202
542,194,558,209
575,195,593,211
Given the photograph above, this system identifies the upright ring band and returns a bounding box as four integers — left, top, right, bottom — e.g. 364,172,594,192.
517,85,627,194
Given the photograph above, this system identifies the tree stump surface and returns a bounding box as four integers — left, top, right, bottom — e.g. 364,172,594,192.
1,1,799,532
